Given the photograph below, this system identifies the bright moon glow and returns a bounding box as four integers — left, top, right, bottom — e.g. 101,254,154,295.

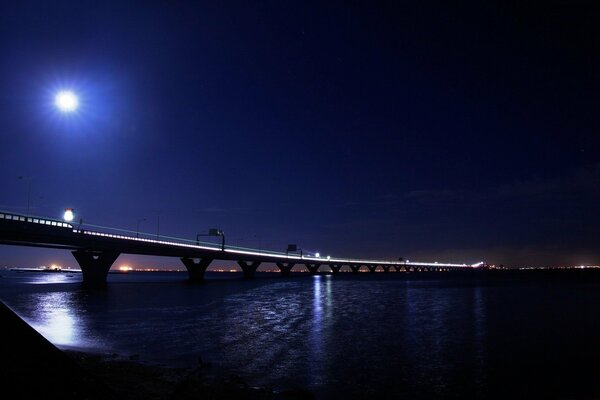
63,208,74,222
55,91,79,112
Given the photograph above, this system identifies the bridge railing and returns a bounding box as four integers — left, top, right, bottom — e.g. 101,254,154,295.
0,211,74,229
0,210,289,257
77,222,308,258
0,210,475,267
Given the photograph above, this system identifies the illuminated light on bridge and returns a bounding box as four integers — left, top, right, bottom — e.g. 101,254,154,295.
54,90,79,113
63,208,75,222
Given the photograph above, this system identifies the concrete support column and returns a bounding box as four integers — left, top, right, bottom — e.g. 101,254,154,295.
329,264,342,275
181,257,213,282
393,265,401,272
367,265,377,273
237,260,261,279
72,249,120,287
350,264,360,273
276,262,295,276
382,265,391,273
304,263,320,275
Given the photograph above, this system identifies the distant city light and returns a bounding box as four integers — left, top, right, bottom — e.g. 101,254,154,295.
63,208,74,222
55,90,79,112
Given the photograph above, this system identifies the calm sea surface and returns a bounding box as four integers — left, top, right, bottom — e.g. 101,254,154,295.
1,269,600,399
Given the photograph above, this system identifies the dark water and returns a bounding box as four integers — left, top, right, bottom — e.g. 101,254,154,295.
1,269,600,399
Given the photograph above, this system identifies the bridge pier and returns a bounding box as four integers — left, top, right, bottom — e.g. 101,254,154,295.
382,265,391,273
329,264,343,275
367,265,377,273
350,264,361,273
304,263,320,275
72,250,120,287
238,260,261,279
276,262,295,276
181,257,213,282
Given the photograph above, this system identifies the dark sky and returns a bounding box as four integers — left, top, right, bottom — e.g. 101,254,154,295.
1,1,599,268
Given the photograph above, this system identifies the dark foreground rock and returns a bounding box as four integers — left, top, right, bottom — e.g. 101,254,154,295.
0,300,115,399
1,300,313,400
66,351,315,400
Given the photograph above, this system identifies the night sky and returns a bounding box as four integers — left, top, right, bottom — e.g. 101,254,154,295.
1,1,599,269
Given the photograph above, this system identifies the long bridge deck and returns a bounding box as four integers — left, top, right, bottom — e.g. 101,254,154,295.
0,211,482,285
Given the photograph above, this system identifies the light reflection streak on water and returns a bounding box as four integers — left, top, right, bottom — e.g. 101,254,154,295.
26,273,78,285
28,292,79,347
325,275,332,319
309,274,334,386
309,275,324,382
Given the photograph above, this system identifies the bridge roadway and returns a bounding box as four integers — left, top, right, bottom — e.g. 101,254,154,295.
0,211,479,286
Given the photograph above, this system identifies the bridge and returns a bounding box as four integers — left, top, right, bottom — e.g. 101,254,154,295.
0,211,482,286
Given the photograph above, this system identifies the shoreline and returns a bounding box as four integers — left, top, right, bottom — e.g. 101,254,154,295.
1,300,313,399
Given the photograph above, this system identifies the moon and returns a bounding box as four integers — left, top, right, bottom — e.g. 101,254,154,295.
55,90,79,112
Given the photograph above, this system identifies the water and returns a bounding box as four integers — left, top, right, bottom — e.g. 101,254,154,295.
1,269,600,399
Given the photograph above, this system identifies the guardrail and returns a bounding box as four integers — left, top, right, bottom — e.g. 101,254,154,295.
0,210,475,267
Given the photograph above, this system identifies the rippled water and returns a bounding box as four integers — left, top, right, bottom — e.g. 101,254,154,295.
2,270,600,399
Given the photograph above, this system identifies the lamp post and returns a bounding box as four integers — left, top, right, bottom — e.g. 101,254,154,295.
156,211,161,241
17,176,31,217
197,229,225,251
63,208,75,222
210,229,225,251
252,234,263,252
136,218,146,238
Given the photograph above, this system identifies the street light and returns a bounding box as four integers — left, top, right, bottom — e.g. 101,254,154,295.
136,218,146,238
63,208,74,222
17,176,31,217
155,211,161,240
197,228,225,251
